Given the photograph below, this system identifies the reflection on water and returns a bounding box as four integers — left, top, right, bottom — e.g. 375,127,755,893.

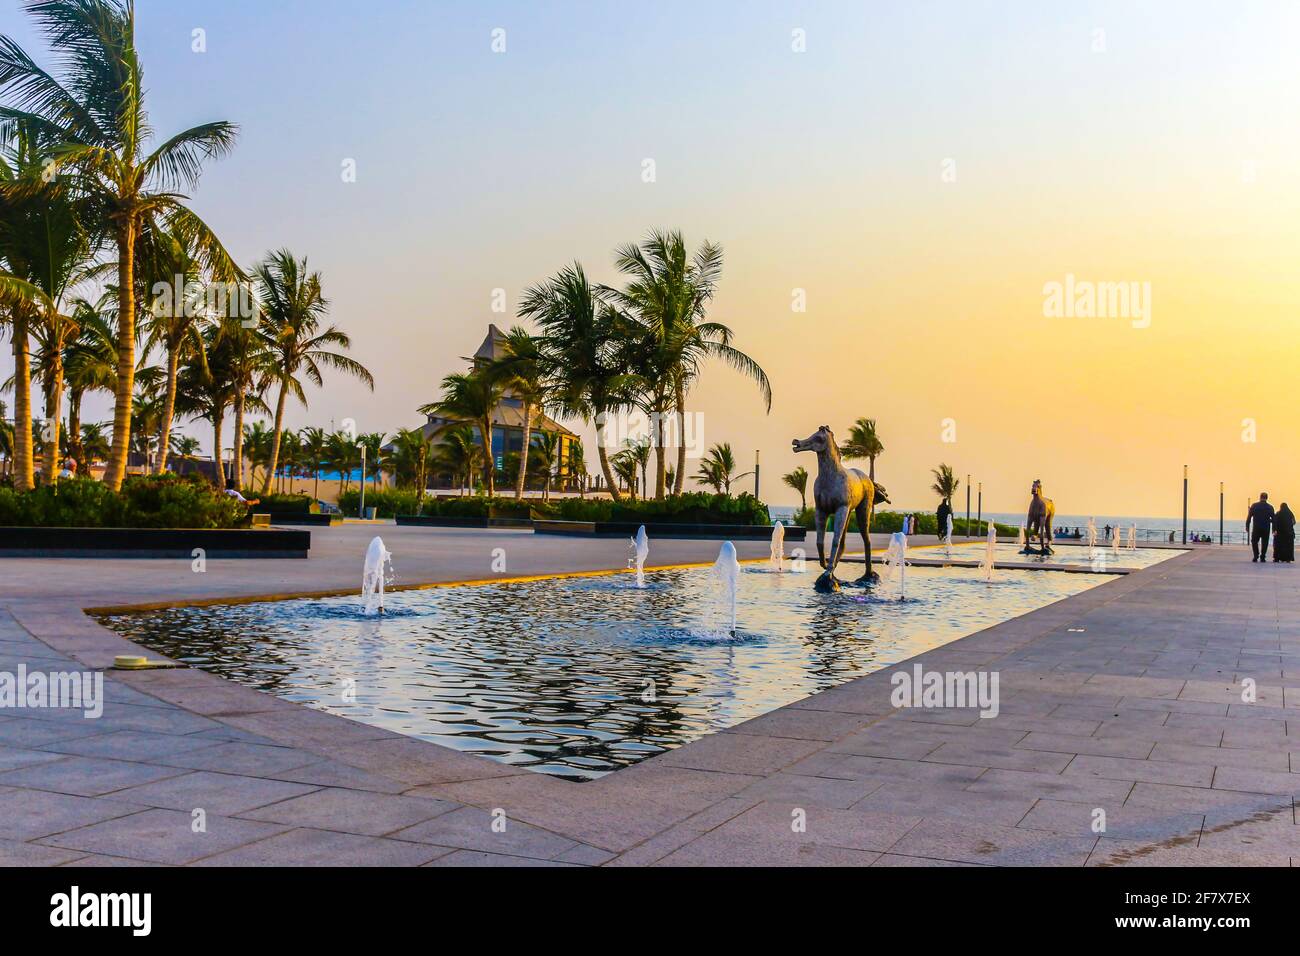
910,543,1184,571
100,565,1099,780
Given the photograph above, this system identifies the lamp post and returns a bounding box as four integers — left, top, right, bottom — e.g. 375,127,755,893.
358,443,367,519
754,449,760,499
1181,465,1188,545
977,481,983,535
1219,482,1224,545
966,474,972,540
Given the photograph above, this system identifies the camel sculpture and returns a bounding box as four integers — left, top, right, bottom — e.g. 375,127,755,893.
1023,479,1055,556
792,425,887,592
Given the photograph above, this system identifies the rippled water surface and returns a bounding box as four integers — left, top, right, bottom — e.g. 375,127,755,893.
910,542,1184,571
101,565,1102,780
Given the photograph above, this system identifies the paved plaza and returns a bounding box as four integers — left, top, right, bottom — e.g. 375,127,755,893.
0,525,1294,866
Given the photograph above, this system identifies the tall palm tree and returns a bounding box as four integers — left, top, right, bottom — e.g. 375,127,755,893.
358,432,385,490
169,432,200,459
0,0,240,490
252,250,373,494
694,442,751,496
620,437,652,500
607,231,771,498
217,313,270,490
931,464,959,503
567,439,587,496
390,426,434,511
840,417,884,480
529,430,560,502
420,369,503,497
524,263,640,502
298,425,328,500
0,119,97,486
431,423,480,496
482,326,549,500
240,420,274,491
783,465,808,511
324,429,360,495
61,297,116,473
611,448,640,500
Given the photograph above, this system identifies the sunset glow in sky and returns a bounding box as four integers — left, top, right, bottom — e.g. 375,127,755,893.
4,0,1300,516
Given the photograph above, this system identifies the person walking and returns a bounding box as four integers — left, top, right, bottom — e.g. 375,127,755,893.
1248,492,1275,562
1273,502,1295,563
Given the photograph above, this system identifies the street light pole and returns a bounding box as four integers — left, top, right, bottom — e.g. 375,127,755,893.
1181,465,1188,545
358,444,367,519
754,449,760,499
1219,482,1224,545
977,481,983,535
966,475,972,540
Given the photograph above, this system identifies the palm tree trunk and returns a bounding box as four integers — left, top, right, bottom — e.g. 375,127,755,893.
594,417,621,502
869,455,876,481
262,382,288,495
514,402,533,500
653,396,666,499
673,381,687,495
154,347,180,474
313,467,319,500
211,407,224,487
104,219,137,491
232,393,246,491
67,388,84,476
481,417,494,496
43,349,65,482
10,310,34,491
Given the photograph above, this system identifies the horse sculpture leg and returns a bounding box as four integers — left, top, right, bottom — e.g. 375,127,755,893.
816,505,849,593
815,508,828,570
855,500,877,585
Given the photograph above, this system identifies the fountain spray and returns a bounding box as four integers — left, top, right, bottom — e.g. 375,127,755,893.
362,537,393,615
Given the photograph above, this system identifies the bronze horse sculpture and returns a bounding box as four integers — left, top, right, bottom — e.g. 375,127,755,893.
1023,479,1055,556
792,425,888,592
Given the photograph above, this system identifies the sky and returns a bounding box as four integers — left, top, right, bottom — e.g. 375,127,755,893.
3,0,1300,517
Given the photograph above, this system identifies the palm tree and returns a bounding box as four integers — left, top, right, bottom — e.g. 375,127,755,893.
0,119,98,486
324,430,361,495
275,428,300,493
611,448,640,500
358,432,385,490
78,421,109,466
170,433,200,460
432,424,480,496
240,421,274,491
253,250,373,494
0,0,240,490
420,369,503,497
390,426,434,511
529,431,561,502
783,466,809,511
567,439,587,496
298,425,328,500
931,463,959,504
607,231,771,497
523,263,639,502
62,298,116,473
840,417,884,480
694,442,751,496
482,326,549,500
0,399,11,475
619,437,652,500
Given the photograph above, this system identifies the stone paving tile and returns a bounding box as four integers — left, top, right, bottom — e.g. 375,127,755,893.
0,756,188,797
0,788,147,841
554,843,617,865
0,837,88,865
424,849,580,867
1211,767,1300,797
1087,839,1291,867
1197,819,1300,854
0,715,108,747
786,751,986,786
195,828,451,866
107,770,320,816
605,822,710,866
851,781,1037,825
889,817,1097,866
1148,740,1290,772
37,807,290,865
654,732,826,776
151,740,322,776
0,745,70,773
1062,754,1214,787
40,728,227,762
733,771,884,809
963,768,1135,805
239,786,457,835
1017,731,1155,759
1019,799,1205,842
699,801,921,855
390,806,579,859
316,737,528,786
924,741,1075,774
870,852,985,866
262,759,409,793
57,853,170,867
723,708,868,741
1124,781,1291,823
654,830,882,866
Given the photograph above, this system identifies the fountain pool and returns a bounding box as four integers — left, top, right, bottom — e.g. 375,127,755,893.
99,563,1103,781
910,542,1184,571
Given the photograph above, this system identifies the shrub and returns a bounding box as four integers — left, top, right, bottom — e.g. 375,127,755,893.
250,493,315,513
551,492,770,526
0,475,244,528
793,506,1017,537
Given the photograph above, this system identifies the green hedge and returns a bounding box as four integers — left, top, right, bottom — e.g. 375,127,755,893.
794,507,1018,536
340,490,773,525
248,493,314,513
0,475,245,529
